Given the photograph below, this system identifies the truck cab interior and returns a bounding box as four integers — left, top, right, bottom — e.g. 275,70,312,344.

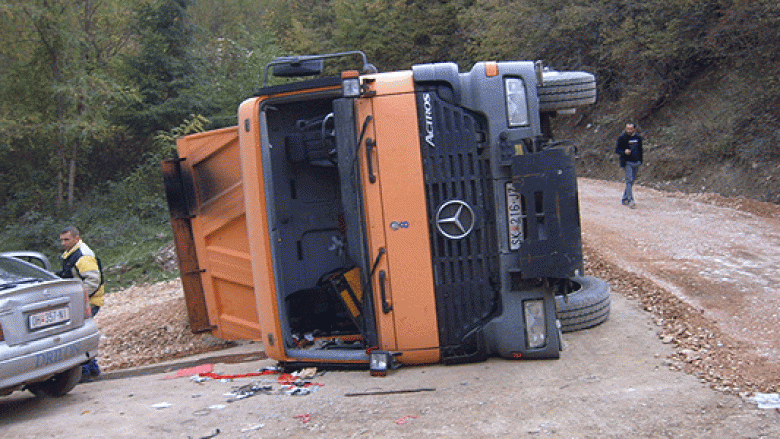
259,89,376,359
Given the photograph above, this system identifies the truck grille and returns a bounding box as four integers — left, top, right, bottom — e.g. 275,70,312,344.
416,89,499,363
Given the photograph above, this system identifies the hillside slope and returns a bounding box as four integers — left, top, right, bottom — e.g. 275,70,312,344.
558,67,780,204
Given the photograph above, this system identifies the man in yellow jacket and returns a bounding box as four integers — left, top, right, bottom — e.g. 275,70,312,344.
58,226,104,380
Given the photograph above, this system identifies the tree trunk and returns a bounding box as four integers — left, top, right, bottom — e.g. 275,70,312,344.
67,153,76,210
56,165,64,214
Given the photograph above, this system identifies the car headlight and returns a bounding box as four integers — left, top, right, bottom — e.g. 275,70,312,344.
505,77,529,127
524,299,546,349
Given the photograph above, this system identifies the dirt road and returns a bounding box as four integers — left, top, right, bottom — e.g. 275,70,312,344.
581,178,780,359
578,178,780,393
2,178,779,438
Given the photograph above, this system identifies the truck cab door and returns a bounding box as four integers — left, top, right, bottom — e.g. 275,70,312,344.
355,80,441,364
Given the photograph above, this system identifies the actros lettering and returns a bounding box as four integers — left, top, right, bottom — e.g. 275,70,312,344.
423,93,435,148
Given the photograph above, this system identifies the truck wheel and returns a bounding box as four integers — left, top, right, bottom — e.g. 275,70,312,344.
556,275,610,333
538,71,597,112
27,365,82,397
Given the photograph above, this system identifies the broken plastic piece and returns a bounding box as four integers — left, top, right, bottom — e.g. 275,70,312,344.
240,424,265,432
166,363,214,379
225,383,274,402
747,393,780,409
294,413,312,423
199,370,277,380
394,415,420,425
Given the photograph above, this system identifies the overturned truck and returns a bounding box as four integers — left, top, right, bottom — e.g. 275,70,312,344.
163,51,610,375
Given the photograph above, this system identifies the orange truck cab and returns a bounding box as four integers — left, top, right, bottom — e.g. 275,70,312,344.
162,51,607,375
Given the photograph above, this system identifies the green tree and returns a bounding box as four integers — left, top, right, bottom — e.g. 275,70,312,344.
316,0,468,70
186,26,282,128
117,0,207,139
0,0,136,213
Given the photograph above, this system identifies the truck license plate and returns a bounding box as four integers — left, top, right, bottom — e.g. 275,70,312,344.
506,183,523,250
29,307,70,330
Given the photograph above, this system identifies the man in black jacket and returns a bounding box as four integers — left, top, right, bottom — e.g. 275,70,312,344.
615,123,643,208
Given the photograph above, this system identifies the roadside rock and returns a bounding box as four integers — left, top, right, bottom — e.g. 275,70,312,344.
95,280,233,371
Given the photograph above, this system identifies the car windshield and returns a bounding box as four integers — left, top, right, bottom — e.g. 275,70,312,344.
0,256,56,289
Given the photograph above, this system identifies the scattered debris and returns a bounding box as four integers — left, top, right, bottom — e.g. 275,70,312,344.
394,415,420,425
297,367,318,379
165,363,214,379
260,365,281,374
294,413,312,423
745,393,780,409
240,424,265,432
345,387,435,397
195,429,220,439
224,383,274,403
198,370,277,380
189,366,325,403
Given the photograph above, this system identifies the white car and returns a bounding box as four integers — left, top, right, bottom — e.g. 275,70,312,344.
0,252,100,397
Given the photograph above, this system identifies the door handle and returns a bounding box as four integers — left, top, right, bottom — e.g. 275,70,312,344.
366,138,376,183
379,270,392,313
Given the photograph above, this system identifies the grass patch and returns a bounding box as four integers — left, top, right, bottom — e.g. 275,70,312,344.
98,222,180,291
0,157,181,292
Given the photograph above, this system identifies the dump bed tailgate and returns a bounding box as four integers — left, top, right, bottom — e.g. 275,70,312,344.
163,127,260,340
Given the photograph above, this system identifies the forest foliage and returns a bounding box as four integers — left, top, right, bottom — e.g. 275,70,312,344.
1,0,778,270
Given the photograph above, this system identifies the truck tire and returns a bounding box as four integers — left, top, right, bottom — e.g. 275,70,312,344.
538,71,597,112
556,275,610,333
27,365,82,397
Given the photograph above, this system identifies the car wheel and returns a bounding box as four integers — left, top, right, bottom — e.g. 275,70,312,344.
538,71,597,112
556,275,610,333
27,365,82,397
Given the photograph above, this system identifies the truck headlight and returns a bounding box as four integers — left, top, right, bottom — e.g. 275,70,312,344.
524,299,546,349
505,77,529,127
369,350,400,376
342,70,361,98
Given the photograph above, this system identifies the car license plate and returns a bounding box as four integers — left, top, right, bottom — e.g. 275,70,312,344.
29,307,70,330
506,183,524,250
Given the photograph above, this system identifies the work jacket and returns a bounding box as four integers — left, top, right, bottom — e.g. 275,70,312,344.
59,240,105,307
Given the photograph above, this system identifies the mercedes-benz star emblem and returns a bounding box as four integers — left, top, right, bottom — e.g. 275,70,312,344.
435,200,475,239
